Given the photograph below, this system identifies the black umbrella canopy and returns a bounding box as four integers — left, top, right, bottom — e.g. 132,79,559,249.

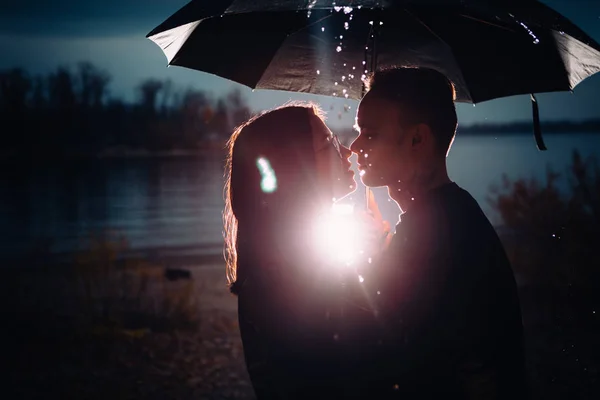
147,0,600,104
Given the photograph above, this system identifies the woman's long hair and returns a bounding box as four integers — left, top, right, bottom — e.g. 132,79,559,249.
224,102,326,294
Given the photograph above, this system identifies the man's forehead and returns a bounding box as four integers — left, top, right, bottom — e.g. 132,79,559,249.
357,97,399,127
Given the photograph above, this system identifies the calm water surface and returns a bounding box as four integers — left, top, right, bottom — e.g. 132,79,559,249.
1,133,599,260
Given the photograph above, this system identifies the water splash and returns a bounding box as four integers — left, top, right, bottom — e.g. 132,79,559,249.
519,21,540,44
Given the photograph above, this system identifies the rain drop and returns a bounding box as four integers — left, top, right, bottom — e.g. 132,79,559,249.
341,76,346,81
343,63,346,67
377,291,381,295
368,257,372,264
336,46,342,52
322,27,325,32
359,275,364,283
316,69,320,74
343,6,353,14
380,21,383,25
369,21,374,25
340,35,344,39
352,66,356,70
344,94,349,98
342,89,347,94
344,22,349,30
334,82,338,85
364,154,369,158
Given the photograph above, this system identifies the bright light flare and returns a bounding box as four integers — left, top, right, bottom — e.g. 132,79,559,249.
256,157,277,193
312,204,367,266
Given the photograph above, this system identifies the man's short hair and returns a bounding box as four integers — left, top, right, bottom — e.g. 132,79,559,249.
365,66,458,155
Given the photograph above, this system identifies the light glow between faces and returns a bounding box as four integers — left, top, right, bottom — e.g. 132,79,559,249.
312,203,368,266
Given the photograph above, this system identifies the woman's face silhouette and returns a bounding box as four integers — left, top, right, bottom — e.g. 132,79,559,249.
309,114,356,201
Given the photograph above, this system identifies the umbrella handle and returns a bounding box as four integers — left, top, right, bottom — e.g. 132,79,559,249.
531,94,547,151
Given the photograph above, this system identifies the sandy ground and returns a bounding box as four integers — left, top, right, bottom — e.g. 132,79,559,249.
5,260,600,399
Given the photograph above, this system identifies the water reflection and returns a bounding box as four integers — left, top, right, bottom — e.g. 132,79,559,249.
0,155,225,259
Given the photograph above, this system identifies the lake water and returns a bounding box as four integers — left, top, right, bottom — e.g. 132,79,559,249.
1,132,599,261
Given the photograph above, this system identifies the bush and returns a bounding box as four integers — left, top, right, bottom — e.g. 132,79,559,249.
488,150,600,330
489,150,600,288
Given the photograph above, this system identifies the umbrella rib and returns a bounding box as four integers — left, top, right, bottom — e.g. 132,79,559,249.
250,13,334,92
403,8,452,56
288,14,332,38
457,14,518,34
403,8,474,103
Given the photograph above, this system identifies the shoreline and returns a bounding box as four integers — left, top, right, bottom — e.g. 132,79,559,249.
1,130,599,161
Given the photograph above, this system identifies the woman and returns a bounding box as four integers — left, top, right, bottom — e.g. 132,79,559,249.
223,103,361,398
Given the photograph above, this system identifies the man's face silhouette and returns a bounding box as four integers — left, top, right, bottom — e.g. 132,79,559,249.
351,92,419,189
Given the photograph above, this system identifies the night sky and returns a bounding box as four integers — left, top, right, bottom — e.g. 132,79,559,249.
1,0,599,129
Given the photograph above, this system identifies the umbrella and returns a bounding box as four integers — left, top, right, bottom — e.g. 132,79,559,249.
147,0,600,150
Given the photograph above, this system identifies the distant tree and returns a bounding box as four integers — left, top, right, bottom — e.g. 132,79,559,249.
0,68,31,112
30,75,47,109
159,79,174,115
208,99,231,140
0,62,256,154
47,66,77,110
488,150,600,289
76,62,111,108
137,79,163,113
180,88,212,145
226,89,251,130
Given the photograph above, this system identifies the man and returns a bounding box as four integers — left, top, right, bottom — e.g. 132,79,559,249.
350,67,528,399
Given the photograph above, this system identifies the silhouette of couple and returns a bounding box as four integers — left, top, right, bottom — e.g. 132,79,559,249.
223,67,528,399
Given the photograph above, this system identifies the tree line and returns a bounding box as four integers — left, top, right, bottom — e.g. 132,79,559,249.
0,62,252,156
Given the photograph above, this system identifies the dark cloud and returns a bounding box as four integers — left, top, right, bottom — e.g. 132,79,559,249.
0,0,189,36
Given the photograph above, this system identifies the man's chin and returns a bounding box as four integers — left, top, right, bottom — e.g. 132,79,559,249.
359,172,386,188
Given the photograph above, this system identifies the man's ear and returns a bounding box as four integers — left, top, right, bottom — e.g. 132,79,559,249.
411,123,432,149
